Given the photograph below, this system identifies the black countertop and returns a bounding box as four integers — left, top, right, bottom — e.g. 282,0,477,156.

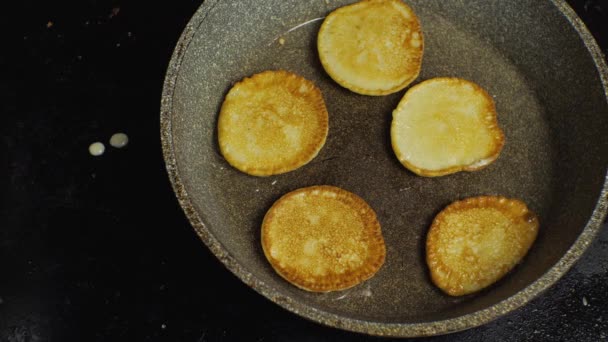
3,0,607,341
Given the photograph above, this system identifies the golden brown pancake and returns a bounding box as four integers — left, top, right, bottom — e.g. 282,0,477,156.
391,77,505,177
262,186,386,292
218,70,329,176
317,0,423,96
426,196,539,296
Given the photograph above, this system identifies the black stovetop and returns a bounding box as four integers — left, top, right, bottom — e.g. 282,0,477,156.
3,0,607,341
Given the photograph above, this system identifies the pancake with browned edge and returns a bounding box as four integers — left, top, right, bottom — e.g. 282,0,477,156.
262,186,386,292
391,77,505,177
218,70,329,176
318,0,423,95
427,196,539,296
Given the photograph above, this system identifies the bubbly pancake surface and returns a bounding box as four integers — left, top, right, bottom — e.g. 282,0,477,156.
262,186,386,292
218,70,329,176
426,196,539,296
318,0,423,95
391,77,505,177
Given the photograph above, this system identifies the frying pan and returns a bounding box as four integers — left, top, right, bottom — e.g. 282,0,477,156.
160,0,608,337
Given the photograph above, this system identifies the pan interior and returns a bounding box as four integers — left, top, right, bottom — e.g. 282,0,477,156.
169,0,608,324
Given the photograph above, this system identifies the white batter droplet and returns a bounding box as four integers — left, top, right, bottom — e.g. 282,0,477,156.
110,133,129,148
89,142,105,156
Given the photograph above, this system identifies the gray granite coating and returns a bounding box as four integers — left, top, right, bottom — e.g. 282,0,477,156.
160,0,608,337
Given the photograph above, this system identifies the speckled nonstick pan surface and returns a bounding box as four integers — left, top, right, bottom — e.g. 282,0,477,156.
161,0,608,337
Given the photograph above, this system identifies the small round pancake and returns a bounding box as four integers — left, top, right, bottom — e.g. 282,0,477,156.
391,77,505,177
262,186,386,292
218,70,329,176
426,196,539,296
317,0,423,96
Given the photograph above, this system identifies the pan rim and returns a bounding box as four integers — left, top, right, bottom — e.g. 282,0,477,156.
160,0,608,337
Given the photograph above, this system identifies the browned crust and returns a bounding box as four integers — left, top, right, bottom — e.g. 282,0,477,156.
218,70,329,176
317,0,424,96
261,185,386,292
426,196,539,296
391,77,505,177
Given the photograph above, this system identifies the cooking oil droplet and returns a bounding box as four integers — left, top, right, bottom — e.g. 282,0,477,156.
110,133,129,148
89,142,105,156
